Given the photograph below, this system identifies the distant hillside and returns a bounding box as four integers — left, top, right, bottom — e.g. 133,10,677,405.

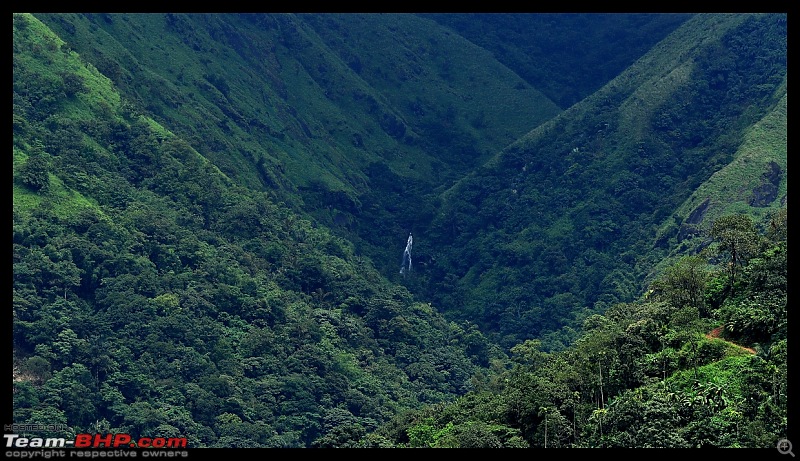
13,12,504,447
34,12,567,282
422,13,692,108
13,12,786,448
651,89,787,276
35,13,560,197
419,13,787,350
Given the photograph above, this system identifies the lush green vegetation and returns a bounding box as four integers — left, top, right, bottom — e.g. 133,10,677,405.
416,13,787,351
421,13,693,109
365,210,787,447
13,13,501,447
13,12,786,449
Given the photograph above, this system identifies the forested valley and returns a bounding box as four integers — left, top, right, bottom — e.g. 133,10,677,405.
12,13,787,449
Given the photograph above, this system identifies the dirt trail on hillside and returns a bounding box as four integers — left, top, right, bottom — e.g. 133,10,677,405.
705,326,757,355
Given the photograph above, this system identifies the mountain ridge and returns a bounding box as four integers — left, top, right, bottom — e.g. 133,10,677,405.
13,12,786,448
419,12,786,349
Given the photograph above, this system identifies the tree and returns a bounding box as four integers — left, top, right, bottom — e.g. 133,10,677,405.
406,417,455,448
42,364,97,428
652,255,711,316
60,71,88,98
18,151,51,192
766,208,787,244
709,214,762,293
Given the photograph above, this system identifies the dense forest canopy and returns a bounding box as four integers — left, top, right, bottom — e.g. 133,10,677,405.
12,12,787,449
417,13,787,351
421,13,693,109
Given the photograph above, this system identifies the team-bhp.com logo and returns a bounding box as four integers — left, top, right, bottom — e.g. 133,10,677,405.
5,433,188,448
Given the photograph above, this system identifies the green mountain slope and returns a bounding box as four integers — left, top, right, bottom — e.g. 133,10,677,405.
651,89,787,273
13,11,786,449
421,13,693,109
34,13,560,200
33,12,567,283
419,13,786,350
13,13,503,448
368,223,788,447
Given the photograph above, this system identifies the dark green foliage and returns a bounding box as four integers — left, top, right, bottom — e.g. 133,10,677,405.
371,211,786,447
413,13,787,350
713,221,786,346
60,71,88,97
13,12,505,447
650,255,710,315
13,12,785,449
422,13,692,108
710,214,764,292
390,210,787,448
18,150,51,192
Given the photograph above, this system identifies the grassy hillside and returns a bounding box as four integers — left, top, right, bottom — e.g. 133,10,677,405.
419,13,787,350
649,87,787,279
13,12,786,449
13,13,504,447
35,13,560,197
422,13,692,109
34,13,567,283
